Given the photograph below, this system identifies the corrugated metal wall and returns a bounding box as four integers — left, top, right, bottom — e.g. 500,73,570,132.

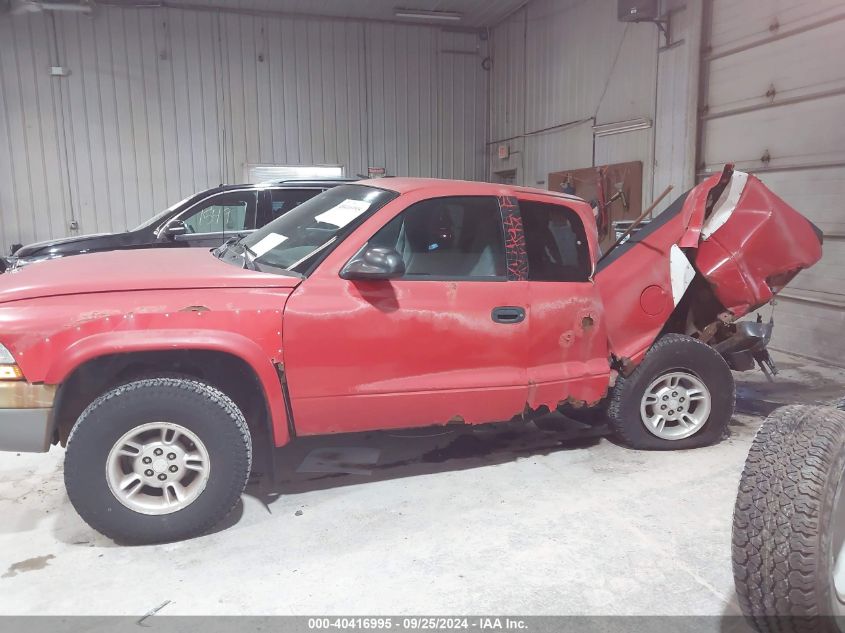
0,5,488,249
488,0,659,203
698,0,845,366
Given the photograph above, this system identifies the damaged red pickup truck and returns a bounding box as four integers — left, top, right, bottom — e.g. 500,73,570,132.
0,165,822,543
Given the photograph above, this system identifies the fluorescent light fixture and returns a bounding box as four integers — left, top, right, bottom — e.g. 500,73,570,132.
592,117,653,137
246,164,344,183
394,8,463,21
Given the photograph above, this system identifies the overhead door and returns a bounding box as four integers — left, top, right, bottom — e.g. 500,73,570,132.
698,0,845,367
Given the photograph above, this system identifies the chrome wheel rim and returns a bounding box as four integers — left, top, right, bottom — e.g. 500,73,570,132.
106,422,210,515
640,371,711,440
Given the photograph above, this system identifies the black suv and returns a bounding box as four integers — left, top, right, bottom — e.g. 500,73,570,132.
3,179,355,271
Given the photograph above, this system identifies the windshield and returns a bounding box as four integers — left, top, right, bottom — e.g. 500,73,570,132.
220,184,397,275
132,193,196,231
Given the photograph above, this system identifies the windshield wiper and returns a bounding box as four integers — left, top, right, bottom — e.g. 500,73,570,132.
213,236,239,258
239,242,259,271
214,236,258,271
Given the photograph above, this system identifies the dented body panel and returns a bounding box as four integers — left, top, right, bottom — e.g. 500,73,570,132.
594,166,822,364
0,169,822,451
693,170,823,317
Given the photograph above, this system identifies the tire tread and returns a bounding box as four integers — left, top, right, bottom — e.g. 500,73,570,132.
606,333,735,449
65,377,252,544
732,404,845,633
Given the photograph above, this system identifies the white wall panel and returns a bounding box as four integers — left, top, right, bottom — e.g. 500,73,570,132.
707,0,845,57
0,5,488,249
489,0,658,201
652,0,702,213
699,0,845,366
0,13,69,245
522,123,594,188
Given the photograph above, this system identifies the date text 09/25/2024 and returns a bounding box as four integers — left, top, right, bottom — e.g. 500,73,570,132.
308,618,528,630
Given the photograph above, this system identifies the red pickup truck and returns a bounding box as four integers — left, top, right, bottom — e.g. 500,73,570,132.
0,165,822,543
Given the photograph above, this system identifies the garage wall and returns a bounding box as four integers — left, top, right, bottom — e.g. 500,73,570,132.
0,5,488,249
698,0,845,366
488,0,659,205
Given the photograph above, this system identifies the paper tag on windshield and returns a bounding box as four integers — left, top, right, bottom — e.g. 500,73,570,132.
314,199,371,227
251,233,288,257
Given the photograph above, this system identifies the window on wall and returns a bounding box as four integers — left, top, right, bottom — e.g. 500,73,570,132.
368,196,507,279
519,200,591,282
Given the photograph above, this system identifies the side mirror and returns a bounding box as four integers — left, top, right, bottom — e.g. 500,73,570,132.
341,246,405,280
163,220,188,239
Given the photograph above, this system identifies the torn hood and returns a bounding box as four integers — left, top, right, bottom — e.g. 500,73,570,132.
0,248,302,303
595,164,823,362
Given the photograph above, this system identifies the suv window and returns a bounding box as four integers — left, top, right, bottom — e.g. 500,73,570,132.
369,196,506,279
181,191,256,234
233,184,396,276
520,200,591,282
268,189,323,222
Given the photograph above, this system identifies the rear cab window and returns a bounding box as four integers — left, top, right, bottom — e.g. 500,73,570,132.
519,200,591,282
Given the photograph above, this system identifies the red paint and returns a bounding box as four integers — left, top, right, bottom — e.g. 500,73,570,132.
693,172,822,316
640,285,670,317
0,171,822,448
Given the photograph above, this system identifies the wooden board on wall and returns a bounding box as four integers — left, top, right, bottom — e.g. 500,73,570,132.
548,161,643,250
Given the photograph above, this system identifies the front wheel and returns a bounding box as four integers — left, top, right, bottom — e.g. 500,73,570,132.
64,378,252,544
606,333,735,449
732,405,845,632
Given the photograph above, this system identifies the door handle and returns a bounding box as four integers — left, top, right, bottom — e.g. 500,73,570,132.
491,306,526,324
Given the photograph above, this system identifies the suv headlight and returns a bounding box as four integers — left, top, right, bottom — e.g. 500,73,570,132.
0,344,24,380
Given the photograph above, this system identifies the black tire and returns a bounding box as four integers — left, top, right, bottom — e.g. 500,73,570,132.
606,333,735,449
732,405,845,633
65,378,252,544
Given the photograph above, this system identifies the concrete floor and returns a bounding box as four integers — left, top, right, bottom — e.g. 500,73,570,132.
1,351,844,619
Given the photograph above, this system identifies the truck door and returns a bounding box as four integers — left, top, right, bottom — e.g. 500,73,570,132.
514,195,612,410
281,194,531,435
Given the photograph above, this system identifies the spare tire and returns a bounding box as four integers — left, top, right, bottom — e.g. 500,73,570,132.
732,404,845,632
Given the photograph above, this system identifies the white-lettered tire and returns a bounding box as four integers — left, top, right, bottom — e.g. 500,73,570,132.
733,405,845,633
64,377,252,544
606,333,735,449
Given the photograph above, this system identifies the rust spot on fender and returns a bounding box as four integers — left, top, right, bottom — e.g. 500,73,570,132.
179,305,210,313
617,356,636,376
581,315,594,330
447,415,465,425
559,331,575,347
556,392,607,410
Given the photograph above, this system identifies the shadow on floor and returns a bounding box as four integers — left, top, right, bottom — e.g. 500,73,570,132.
734,359,845,417
238,412,607,515
234,364,845,518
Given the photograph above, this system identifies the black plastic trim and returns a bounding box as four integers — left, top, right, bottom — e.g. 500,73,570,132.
595,189,690,273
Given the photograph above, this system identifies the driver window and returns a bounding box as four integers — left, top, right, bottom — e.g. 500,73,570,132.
181,192,256,234
368,196,506,279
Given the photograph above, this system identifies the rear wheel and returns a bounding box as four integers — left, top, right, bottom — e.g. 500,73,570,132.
606,333,735,449
732,405,845,632
65,377,252,544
